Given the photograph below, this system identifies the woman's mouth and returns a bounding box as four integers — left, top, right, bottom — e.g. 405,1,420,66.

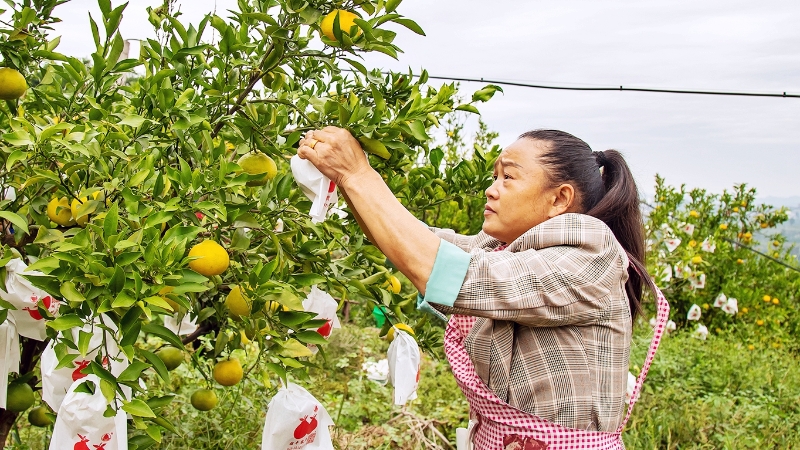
484,205,495,215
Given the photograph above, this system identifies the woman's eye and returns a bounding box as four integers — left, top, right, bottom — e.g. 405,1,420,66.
504,173,512,180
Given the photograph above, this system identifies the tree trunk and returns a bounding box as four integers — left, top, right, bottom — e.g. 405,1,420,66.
0,409,20,448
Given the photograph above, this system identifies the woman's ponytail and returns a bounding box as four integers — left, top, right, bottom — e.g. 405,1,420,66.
519,131,655,322
586,149,654,321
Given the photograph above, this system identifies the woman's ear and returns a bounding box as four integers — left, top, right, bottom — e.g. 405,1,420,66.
549,183,576,217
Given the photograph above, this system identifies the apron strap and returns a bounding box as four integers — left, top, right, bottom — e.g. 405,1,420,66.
617,280,670,433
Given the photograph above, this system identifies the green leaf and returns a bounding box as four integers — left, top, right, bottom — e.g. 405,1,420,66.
392,18,425,35
471,84,503,103
5,150,27,170
295,330,328,345
123,399,157,418
290,273,326,287
48,314,84,331
455,104,480,114
140,348,170,383
118,361,151,382
104,203,119,240
279,338,313,358
141,323,185,349
60,281,86,303
118,114,147,128
0,211,28,235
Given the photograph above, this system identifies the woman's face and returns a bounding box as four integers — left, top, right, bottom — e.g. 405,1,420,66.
482,138,574,243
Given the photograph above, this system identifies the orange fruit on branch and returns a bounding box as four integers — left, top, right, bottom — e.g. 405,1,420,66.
320,9,362,41
188,240,229,276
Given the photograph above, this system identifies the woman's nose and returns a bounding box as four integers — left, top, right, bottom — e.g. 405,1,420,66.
485,179,499,199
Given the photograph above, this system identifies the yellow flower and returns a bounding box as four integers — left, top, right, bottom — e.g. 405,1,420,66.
742,307,748,313
772,298,780,305
756,319,764,326
691,256,703,264
689,240,697,247
702,303,709,310
747,344,755,351
763,295,771,302
689,210,699,218
719,224,728,230
733,207,739,212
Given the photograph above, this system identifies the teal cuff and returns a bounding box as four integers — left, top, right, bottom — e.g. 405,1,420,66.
417,240,471,320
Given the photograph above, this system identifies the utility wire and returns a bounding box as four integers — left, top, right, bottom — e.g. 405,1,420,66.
361,70,800,99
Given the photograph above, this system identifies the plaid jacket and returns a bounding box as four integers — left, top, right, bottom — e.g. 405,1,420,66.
428,213,632,432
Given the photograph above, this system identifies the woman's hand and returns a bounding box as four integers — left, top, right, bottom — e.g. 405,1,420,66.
297,126,372,189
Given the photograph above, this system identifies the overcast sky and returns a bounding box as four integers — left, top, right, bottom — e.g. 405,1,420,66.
47,0,800,198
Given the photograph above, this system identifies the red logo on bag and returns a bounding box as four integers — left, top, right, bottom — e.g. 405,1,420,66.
74,432,112,450
316,319,333,339
22,295,55,320
72,357,109,381
289,405,319,448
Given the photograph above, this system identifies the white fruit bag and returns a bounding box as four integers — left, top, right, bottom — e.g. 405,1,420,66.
50,374,128,450
163,312,198,336
387,329,421,405
0,258,60,341
302,287,341,340
290,155,338,223
261,382,334,450
0,315,21,409
41,316,129,411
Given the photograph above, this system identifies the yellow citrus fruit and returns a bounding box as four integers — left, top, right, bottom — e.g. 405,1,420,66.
384,275,402,294
386,323,415,342
225,285,251,318
156,346,184,371
6,383,35,412
772,298,780,305
188,240,229,276
719,224,728,230
320,9,361,41
46,197,76,227
0,68,27,100
691,256,702,264
213,358,244,386
763,295,771,302
70,191,101,227
238,152,277,186
28,406,54,427
190,389,218,411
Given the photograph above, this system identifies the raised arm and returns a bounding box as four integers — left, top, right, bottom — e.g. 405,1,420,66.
297,127,440,294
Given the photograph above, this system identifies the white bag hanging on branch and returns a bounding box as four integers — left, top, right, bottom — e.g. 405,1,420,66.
41,316,129,412
0,315,21,409
261,382,334,450
0,258,60,341
290,155,338,223
302,286,341,342
387,329,421,405
49,374,128,450
163,312,198,336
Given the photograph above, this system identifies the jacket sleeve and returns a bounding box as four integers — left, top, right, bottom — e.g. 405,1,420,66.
417,234,627,327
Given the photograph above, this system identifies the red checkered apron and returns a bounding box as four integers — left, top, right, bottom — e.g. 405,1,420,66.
445,286,670,449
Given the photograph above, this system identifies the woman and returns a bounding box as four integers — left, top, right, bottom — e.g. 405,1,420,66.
297,127,669,449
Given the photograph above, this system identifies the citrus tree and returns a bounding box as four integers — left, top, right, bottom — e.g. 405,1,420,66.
0,0,501,446
645,175,799,350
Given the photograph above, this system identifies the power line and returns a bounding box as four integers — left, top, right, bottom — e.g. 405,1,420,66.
365,70,800,99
